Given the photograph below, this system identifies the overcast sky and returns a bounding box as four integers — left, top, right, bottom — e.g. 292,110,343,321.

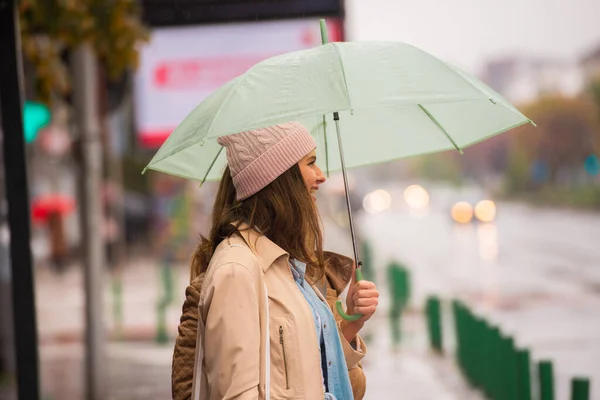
345,0,600,74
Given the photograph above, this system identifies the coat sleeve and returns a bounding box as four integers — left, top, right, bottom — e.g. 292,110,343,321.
172,277,203,400
202,262,261,400
337,323,367,369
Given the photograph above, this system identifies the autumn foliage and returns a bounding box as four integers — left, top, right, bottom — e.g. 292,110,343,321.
18,0,149,103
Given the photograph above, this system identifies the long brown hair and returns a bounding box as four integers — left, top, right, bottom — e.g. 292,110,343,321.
190,164,325,281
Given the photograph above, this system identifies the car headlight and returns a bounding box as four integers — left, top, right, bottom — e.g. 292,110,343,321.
451,201,474,224
474,200,496,223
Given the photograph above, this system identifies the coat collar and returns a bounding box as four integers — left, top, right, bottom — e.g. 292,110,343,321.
232,222,289,272
231,222,354,293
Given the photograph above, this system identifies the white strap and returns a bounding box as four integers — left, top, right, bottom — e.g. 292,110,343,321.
191,304,204,400
264,282,270,400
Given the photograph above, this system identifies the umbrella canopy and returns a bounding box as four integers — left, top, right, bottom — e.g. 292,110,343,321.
144,40,532,182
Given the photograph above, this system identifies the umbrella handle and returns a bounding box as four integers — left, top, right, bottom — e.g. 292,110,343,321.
335,268,364,321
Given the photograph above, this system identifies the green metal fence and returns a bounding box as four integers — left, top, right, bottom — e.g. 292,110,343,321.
449,300,591,400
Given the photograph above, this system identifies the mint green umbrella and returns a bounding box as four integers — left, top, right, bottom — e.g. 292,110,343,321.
145,20,533,320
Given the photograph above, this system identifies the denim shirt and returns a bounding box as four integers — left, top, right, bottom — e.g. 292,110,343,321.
289,260,354,400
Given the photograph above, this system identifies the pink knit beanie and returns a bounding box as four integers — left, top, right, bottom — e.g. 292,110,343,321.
217,122,316,200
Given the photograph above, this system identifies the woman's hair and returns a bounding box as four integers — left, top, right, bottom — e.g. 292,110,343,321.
190,164,325,281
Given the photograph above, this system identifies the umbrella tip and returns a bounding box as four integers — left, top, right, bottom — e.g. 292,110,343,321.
320,19,329,44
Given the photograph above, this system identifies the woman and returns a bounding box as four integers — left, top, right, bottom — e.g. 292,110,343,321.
172,122,379,399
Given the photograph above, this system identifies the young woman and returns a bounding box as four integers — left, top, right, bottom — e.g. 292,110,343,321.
172,122,379,399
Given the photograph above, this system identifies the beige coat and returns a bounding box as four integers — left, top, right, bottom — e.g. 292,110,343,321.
187,225,367,400
172,256,367,400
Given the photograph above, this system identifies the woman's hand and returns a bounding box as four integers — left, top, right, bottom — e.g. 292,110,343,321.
341,265,379,342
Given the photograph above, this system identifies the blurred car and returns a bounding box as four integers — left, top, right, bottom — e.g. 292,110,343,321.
448,186,497,224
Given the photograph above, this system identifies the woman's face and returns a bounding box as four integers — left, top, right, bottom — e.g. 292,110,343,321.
298,149,326,202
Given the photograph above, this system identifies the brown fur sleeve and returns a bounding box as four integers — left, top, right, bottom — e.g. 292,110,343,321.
172,276,204,400
349,365,367,400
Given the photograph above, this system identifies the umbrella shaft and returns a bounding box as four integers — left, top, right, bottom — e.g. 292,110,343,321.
333,113,361,269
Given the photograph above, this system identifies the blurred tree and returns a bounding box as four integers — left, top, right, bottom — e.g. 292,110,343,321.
504,149,531,193
588,79,600,115
587,79,600,150
19,0,149,104
459,134,510,179
408,151,462,184
507,96,600,187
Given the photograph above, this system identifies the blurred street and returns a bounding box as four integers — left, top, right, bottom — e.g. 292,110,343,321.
354,190,600,400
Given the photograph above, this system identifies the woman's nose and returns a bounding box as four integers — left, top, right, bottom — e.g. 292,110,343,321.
316,166,326,184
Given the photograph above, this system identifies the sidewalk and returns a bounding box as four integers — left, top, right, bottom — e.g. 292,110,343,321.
35,257,190,344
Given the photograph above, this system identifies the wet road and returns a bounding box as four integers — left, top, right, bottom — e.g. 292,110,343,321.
349,199,600,400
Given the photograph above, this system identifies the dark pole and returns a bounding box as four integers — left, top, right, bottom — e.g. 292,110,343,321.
0,0,40,399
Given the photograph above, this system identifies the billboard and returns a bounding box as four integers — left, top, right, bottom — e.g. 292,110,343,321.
134,18,343,148
141,0,343,27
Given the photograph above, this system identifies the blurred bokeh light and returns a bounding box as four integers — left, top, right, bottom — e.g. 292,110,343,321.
403,184,430,210
363,189,392,214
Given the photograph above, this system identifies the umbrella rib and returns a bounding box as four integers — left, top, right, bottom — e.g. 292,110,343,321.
322,115,330,177
200,146,224,186
145,165,204,182
331,43,353,110
418,104,464,155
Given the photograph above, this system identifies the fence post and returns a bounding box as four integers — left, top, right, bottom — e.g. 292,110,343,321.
516,349,532,400
481,320,493,398
571,378,590,400
426,296,443,353
387,261,410,345
501,336,519,400
538,361,555,400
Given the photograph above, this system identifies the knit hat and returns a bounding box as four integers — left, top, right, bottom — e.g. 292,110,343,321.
217,122,316,200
